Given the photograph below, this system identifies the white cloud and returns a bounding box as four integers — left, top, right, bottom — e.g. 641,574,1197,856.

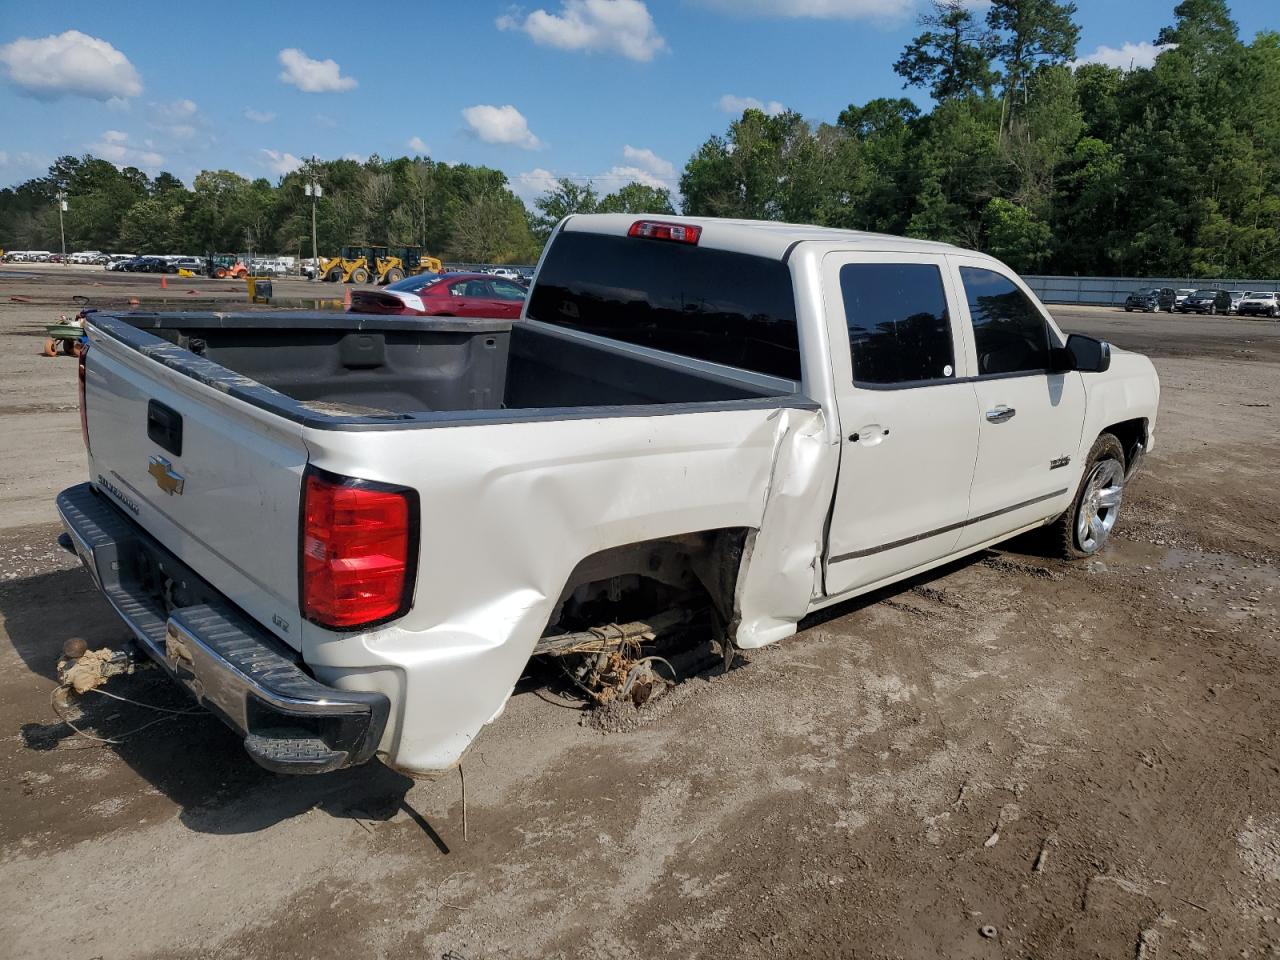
259,149,302,176
0,150,51,186
462,104,543,149
598,165,668,191
513,159,674,205
91,130,164,171
1072,41,1175,71
342,153,368,163
622,144,674,179
718,93,786,116
513,167,561,202
277,48,357,93
407,136,430,154
0,30,142,101
244,107,276,123
149,98,199,139
698,0,911,20
497,0,666,62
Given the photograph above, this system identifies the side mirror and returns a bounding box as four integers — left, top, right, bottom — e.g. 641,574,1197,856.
1054,333,1111,373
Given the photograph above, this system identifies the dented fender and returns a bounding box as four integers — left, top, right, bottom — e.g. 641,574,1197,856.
299,402,831,773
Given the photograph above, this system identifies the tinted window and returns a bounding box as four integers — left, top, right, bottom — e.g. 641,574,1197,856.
839,263,954,385
492,280,528,301
960,267,1052,376
449,280,493,297
386,273,440,293
527,231,800,380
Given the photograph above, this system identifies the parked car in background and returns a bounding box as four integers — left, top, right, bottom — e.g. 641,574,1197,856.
1237,292,1279,318
1227,291,1250,313
105,254,138,270
348,272,528,318
1172,288,1195,309
1123,288,1176,312
169,256,204,274
69,251,101,264
1179,289,1231,315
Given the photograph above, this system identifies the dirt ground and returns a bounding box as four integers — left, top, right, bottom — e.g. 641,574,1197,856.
0,264,1277,960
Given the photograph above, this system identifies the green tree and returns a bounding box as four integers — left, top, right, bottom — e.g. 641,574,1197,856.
1156,0,1240,61
531,178,599,239
119,197,186,251
986,0,1080,131
981,197,1051,270
596,182,676,214
448,193,538,263
894,0,995,101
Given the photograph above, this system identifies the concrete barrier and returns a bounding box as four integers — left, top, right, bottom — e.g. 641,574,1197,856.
1023,275,1280,305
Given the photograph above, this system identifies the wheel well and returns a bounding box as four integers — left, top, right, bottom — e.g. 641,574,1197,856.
1101,418,1147,469
543,529,750,637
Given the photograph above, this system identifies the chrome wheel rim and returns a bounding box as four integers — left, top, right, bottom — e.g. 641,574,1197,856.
1077,459,1124,553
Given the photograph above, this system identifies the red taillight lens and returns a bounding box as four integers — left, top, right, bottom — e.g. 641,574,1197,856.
628,220,702,244
300,470,418,629
78,341,90,453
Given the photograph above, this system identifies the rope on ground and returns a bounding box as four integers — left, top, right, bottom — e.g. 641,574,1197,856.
49,684,204,748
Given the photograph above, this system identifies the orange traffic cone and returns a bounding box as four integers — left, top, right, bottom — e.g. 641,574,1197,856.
160,275,168,289
343,285,352,309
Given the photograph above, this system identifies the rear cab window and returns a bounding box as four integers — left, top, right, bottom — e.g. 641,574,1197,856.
840,262,955,386
527,229,801,381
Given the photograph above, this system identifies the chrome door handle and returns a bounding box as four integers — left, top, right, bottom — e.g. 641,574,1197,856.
985,406,1016,424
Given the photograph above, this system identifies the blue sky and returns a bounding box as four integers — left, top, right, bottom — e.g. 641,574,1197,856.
0,0,1273,204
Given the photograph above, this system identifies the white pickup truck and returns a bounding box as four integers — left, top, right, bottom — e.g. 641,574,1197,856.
58,215,1159,776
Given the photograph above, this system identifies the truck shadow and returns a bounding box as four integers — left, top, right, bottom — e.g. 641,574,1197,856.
797,537,1067,634
3,567,449,848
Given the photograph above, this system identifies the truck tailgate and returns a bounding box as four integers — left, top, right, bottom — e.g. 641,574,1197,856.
83,325,309,649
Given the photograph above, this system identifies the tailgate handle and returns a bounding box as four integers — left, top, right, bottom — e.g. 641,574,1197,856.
147,400,183,456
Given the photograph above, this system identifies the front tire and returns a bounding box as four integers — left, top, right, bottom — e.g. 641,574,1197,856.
1050,434,1127,559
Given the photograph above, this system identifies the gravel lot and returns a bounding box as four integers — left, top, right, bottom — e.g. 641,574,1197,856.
1,264,1277,960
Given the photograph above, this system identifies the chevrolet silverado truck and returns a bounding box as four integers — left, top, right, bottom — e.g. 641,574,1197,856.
57,214,1159,776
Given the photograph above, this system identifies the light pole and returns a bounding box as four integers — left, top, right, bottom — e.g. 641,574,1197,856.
55,191,68,264
303,157,322,281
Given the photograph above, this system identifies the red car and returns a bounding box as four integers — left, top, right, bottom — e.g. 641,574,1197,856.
348,272,528,318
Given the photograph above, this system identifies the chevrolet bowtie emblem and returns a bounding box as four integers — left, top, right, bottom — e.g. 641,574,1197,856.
148,455,185,495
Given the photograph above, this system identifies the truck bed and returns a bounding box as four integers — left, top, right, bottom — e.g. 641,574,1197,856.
89,311,800,427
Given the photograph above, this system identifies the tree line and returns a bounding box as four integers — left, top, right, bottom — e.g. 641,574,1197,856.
1,0,1275,277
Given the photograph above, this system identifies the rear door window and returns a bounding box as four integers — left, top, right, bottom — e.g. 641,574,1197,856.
960,267,1052,376
839,262,954,386
492,280,528,301
527,230,801,380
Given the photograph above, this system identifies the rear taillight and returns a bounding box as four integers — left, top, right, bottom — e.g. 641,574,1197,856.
300,469,418,629
628,220,702,244
78,341,90,453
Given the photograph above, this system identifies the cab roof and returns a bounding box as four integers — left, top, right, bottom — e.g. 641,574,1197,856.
562,213,963,261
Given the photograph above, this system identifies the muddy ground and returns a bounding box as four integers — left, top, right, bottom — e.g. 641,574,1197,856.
0,264,1277,960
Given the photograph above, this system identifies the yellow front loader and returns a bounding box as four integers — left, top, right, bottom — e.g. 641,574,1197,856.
319,248,445,284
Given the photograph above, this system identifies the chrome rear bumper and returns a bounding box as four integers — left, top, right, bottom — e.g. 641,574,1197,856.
56,483,388,774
